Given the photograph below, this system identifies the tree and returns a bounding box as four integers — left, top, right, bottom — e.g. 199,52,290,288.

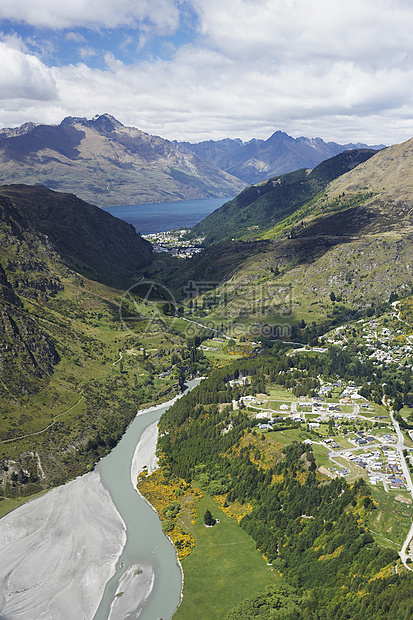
204,509,216,526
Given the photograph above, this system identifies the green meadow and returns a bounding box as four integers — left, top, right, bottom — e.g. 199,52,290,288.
174,495,279,620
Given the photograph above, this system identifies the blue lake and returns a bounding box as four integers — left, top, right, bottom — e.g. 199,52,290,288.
103,197,231,234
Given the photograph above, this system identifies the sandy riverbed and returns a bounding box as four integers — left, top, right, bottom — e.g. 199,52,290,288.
0,393,183,620
0,471,126,620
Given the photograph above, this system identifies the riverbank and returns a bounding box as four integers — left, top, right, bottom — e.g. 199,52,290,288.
0,385,201,620
106,420,162,619
0,471,126,619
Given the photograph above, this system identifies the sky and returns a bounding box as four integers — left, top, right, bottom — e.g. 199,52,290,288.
0,0,412,145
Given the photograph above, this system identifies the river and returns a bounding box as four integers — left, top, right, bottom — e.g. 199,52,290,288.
93,392,189,620
0,380,201,620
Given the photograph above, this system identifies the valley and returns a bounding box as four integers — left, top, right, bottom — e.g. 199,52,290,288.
1,132,413,619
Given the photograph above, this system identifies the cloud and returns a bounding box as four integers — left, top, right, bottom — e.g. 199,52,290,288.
79,46,97,60
0,0,181,32
65,32,87,43
0,42,57,100
36,39,410,145
193,0,413,68
0,0,413,146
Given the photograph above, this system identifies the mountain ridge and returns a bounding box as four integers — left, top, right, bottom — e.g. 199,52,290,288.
0,114,246,207
0,184,154,288
189,148,378,244
176,130,384,184
0,114,383,207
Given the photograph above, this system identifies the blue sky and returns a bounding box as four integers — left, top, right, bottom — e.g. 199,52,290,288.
0,0,412,145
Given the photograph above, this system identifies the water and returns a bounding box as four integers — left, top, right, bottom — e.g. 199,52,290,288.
94,379,202,620
103,197,231,234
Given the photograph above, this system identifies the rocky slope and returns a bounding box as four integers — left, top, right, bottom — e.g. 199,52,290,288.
0,115,246,206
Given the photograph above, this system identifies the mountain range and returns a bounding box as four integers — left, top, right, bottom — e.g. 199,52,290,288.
0,114,382,207
175,131,385,185
170,136,413,323
189,148,378,244
0,115,245,207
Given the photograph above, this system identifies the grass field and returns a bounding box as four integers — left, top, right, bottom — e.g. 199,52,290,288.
173,495,279,620
367,485,413,550
266,427,308,445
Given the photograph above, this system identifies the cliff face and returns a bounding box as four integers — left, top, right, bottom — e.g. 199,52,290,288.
0,200,63,396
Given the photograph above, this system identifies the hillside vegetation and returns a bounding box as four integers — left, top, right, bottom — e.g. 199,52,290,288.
0,185,194,505
189,149,377,244
150,354,413,619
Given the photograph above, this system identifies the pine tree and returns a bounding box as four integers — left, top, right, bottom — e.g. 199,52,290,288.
204,509,216,526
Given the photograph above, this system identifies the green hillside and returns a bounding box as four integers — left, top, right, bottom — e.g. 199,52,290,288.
0,185,193,505
189,149,377,244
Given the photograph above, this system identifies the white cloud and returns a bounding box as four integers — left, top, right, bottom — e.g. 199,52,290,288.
66,32,87,43
0,42,57,100
0,0,180,32
79,46,97,60
0,0,413,146
192,0,413,68
34,41,409,145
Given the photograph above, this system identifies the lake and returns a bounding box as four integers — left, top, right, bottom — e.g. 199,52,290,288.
103,197,231,234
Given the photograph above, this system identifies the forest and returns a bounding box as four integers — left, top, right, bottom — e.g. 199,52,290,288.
157,346,413,618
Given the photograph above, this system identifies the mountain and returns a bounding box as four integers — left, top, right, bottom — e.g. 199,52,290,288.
170,136,413,324
0,184,183,492
0,114,246,207
189,148,378,244
0,183,153,394
0,184,153,287
295,136,413,238
176,131,384,185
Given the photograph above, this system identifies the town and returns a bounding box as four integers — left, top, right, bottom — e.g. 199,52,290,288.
143,229,204,259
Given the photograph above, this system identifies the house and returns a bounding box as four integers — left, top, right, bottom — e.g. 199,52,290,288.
371,463,383,471
354,459,367,469
337,468,350,477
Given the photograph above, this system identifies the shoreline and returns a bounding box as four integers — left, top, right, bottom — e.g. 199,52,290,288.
130,413,186,620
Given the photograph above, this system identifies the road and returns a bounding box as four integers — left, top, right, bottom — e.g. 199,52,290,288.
389,409,413,567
